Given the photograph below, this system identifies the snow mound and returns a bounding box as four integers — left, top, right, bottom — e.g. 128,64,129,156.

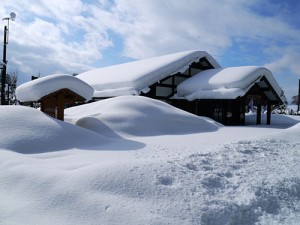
0,106,110,153
246,113,300,128
65,96,222,136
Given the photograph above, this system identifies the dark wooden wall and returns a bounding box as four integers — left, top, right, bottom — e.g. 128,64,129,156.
170,98,246,125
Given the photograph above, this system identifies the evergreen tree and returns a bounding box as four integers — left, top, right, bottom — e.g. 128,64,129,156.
0,70,18,105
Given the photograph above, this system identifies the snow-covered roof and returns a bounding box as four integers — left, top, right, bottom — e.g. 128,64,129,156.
176,66,287,103
16,74,94,102
77,50,221,97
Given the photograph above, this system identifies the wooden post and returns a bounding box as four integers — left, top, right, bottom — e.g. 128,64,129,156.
266,102,271,125
256,103,261,125
297,79,300,114
57,93,65,121
41,101,45,112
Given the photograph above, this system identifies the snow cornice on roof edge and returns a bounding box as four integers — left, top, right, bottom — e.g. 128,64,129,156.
176,66,287,104
16,74,94,102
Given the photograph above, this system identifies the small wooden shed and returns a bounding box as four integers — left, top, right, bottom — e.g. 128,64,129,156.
16,74,94,121
39,88,88,121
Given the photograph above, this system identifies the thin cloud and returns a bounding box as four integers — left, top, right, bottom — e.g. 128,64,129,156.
109,0,300,60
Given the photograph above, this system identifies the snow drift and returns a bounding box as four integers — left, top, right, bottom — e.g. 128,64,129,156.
0,106,110,153
1,97,300,225
65,96,222,136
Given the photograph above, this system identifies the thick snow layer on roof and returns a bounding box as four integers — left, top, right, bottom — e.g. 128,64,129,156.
177,66,286,102
77,50,221,97
93,87,140,98
16,74,94,102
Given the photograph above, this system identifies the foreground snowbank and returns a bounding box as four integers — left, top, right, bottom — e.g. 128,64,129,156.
0,106,110,153
1,99,300,225
65,96,222,136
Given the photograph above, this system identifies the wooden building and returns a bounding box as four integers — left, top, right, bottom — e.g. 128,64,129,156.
77,51,287,126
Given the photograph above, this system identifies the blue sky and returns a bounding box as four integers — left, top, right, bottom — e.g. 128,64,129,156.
1,0,300,103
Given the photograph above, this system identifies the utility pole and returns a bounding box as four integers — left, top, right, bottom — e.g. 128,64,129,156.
1,26,8,105
1,12,16,105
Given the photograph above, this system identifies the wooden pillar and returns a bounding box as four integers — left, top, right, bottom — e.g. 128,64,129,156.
256,103,261,125
240,98,246,125
41,101,45,112
266,103,271,125
56,93,65,121
226,100,233,125
297,79,300,115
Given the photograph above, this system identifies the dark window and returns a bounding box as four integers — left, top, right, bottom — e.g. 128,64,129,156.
213,106,223,122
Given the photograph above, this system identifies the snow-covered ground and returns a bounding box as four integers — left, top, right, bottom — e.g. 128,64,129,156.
1,96,300,225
